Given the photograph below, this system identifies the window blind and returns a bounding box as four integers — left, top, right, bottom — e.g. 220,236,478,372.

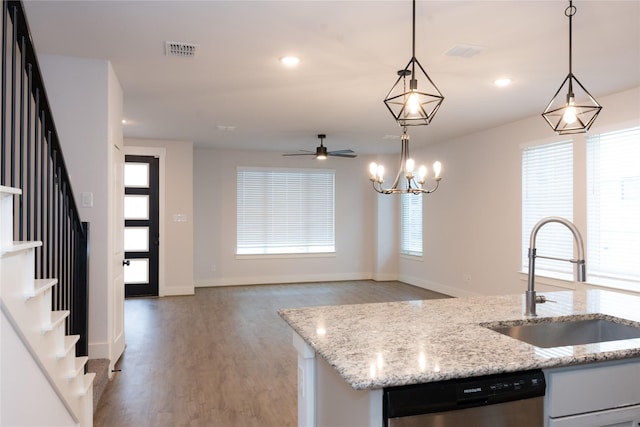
401,193,422,256
522,140,573,274
587,126,640,282
237,167,335,255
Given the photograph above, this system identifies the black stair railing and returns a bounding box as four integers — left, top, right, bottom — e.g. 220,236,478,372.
1,0,89,358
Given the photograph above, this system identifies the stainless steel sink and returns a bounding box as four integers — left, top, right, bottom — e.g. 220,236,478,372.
488,318,640,348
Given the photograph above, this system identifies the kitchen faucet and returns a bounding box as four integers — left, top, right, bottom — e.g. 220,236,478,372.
526,216,586,317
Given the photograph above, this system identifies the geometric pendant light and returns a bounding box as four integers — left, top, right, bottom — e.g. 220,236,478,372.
383,0,444,127
371,0,443,195
542,0,602,134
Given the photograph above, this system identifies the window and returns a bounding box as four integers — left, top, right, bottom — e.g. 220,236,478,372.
401,193,422,256
521,140,573,275
236,167,335,255
587,127,640,282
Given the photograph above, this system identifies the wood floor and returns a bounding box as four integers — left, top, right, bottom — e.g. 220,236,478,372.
93,280,449,427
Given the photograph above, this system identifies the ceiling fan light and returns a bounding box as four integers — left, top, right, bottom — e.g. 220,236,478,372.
316,145,328,160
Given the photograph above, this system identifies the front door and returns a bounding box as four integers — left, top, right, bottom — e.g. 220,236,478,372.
123,155,159,297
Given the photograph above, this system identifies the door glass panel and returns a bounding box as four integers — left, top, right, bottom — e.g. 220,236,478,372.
124,259,149,284
124,195,149,220
124,227,149,252
124,162,150,188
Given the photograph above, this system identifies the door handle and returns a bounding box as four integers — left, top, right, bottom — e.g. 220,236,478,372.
123,259,130,266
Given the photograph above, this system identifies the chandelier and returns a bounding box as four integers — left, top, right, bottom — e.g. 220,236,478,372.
372,0,443,195
369,128,441,194
542,0,602,134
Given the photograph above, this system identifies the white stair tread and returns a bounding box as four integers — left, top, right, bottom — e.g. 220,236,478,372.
77,372,95,397
58,335,80,358
1,240,42,256
26,278,58,299
43,310,70,332
0,185,21,196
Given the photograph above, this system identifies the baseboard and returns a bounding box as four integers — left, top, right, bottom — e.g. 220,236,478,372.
88,341,110,361
161,285,195,296
398,274,481,298
194,273,371,288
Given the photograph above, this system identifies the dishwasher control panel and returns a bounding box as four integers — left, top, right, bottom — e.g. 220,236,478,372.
384,369,546,419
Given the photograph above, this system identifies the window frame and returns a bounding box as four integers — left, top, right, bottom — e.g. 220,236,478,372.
236,166,336,257
400,193,423,257
520,123,640,292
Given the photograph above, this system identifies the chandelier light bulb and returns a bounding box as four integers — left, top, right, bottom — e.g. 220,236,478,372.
433,161,442,180
405,158,415,177
418,165,428,184
369,162,378,179
377,164,385,182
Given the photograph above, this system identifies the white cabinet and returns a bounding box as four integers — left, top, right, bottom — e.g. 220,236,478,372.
545,359,640,427
548,404,640,426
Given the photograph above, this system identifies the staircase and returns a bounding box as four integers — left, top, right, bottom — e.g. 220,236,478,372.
1,185,94,426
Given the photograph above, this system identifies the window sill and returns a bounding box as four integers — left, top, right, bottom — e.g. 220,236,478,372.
518,270,575,290
236,252,336,260
400,253,423,261
519,271,640,295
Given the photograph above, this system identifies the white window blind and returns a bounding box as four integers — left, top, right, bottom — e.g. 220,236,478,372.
237,167,335,255
522,140,573,275
587,126,640,282
401,193,422,256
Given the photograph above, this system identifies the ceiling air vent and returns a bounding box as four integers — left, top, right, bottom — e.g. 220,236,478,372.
444,44,485,59
165,41,199,58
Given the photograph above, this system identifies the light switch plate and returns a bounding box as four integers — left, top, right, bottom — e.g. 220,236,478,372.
173,214,187,222
81,192,93,208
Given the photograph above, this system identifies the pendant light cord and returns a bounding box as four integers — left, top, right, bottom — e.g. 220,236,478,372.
411,0,416,78
566,0,576,75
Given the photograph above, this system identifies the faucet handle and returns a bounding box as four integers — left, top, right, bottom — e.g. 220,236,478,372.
536,295,556,304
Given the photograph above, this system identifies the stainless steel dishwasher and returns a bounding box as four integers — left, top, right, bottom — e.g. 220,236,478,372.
383,370,546,427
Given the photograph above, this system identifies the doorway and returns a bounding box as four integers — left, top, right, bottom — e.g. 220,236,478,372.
123,155,160,297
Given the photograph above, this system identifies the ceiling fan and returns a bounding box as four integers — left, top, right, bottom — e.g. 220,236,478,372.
283,134,357,159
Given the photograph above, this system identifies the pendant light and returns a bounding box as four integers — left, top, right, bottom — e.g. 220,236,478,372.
372,0,443,195
383,0,444,127
542,0,602,135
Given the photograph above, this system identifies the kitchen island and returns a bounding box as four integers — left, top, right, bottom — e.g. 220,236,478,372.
279,289,640,426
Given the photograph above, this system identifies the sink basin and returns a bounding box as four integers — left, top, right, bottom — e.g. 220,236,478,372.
488,318,640,348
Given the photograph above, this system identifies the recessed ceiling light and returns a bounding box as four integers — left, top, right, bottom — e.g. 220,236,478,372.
122,119,128,124
494,78,512,87
280,56,301,67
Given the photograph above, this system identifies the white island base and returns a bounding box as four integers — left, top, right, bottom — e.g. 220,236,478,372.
294,332,383,427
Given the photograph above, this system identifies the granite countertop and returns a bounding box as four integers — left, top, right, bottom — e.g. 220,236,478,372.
278,290,640,390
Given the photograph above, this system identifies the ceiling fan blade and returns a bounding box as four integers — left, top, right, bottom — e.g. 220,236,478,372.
282,153,316,156
327,149,354,155
328,152,358,158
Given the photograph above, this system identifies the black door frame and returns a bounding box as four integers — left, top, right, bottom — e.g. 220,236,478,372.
124,155,160,297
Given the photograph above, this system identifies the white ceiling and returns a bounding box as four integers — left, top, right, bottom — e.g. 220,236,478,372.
22,1,640,155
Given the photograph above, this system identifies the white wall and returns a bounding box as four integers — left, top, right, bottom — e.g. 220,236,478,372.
402,87,640,297
193,149,376,286
125,138,194,296
38,54,124,362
